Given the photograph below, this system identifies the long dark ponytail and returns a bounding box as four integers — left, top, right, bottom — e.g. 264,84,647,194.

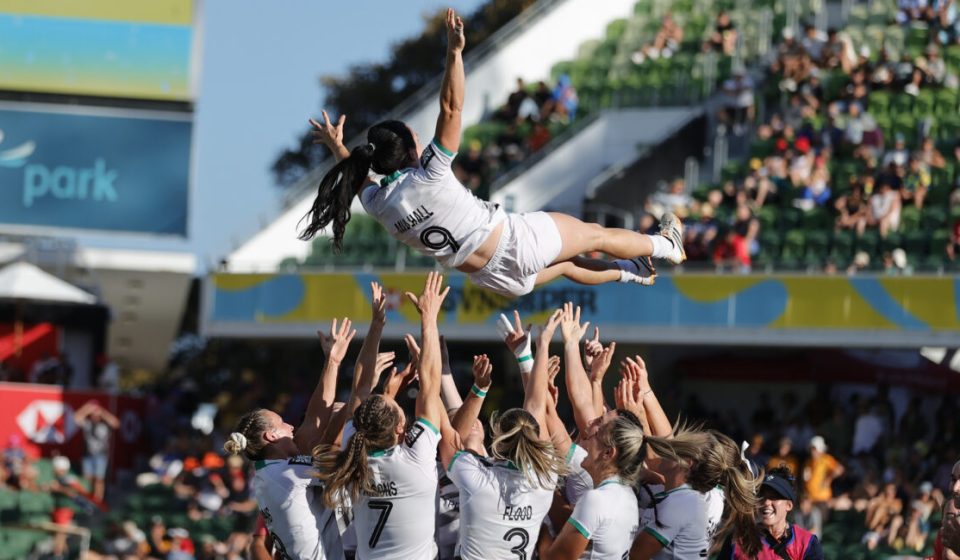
299,120,417,251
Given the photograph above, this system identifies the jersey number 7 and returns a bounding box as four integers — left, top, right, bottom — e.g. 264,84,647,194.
368,500,394,548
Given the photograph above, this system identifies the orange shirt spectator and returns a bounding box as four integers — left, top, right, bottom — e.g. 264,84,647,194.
803,436,844,503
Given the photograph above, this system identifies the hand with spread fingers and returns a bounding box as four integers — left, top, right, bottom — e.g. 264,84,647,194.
472,354,493,392
406,271,450,320
559,302,591,346
317,318,356,364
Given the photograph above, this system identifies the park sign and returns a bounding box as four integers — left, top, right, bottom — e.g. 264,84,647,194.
0,104,191,236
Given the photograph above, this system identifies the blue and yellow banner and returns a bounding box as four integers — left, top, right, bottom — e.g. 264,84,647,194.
0,0,194,101
203,273,960,347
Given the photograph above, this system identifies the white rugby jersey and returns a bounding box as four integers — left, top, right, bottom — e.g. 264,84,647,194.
639,484,710,560
435,462,461,560
567,477,640,560
639,484,724,547
252,456,344,560
564,443,594,506
353,418,440,560
446,451,556,560
360,139,506,268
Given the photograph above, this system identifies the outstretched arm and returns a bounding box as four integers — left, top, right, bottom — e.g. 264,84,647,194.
524,309,563,441
558,303,597,433
295,318,357,452
497,310,534,385
451,355,491,441
629,356,672,437
435,9,465,154
406,271,450,429
589,341,616,419
439,336,464,410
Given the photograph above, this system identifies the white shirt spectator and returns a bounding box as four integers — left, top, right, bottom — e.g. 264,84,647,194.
852,411,885,454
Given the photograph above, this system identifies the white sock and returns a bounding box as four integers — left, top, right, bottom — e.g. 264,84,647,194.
648,234,675,259
619,269,636,283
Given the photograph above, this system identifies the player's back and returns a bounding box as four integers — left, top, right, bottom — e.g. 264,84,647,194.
353,419,440,560
448,451,556,560
252,456,344,560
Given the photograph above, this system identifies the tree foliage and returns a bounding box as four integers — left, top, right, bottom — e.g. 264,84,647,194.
271,0,537,188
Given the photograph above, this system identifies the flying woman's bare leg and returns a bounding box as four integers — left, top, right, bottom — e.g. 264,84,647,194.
546,212,685,265
535,256,656,286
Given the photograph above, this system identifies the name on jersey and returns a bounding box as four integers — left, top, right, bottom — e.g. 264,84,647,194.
373,480,399,497
502,505,534,521
394,205,434,234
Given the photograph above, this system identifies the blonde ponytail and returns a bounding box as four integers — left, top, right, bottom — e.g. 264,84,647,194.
491,409,567,489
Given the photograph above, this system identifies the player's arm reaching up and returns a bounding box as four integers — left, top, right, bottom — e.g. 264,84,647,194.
294,317,356,452
317,283,395,446
524,309,563,441
435,8,465,155
558,303,599,433
406,271,449,432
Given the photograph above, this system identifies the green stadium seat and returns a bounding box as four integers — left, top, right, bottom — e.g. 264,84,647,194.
914,89,935,116
856,229,881,255
902,230,929,258
802,207,833,230
922,205,948,229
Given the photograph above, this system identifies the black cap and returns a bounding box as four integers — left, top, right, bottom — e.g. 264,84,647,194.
760,472,797,503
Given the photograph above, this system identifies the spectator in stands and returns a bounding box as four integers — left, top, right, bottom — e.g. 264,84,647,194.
902,154,931,209
719,69,756,134
650,177,692,216
496,77,529,122
551,74,578,122
804,435,844,507
864,482,905,550
904,482,938,552
919,136,947,170
898,0,935,25
796,495,825,537
74,400,119,503
801,23,827,61
3,433,28,488
836,182,869,235
775,28,811,91
868,178,903,238
947,203,960,261
853,402,887,456
799,155,832,209
684,203,720,261
632,13,684,64
705,10,738,56
527,121,552,152
769,437,800,477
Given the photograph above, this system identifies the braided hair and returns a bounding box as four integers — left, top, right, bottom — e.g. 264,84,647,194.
314,395,402,508
223,409,271,460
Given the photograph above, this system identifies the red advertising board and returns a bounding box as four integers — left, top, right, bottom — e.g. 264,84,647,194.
0,382,147,473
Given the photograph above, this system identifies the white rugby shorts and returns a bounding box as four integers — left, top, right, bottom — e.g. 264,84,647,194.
468,211,562,297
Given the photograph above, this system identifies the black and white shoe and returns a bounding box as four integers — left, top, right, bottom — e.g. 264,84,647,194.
658,211,687,265
615,256,657,286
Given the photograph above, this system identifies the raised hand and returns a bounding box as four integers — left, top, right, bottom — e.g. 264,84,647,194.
583,327,602,369
370,282,387,325
371,351,396,386
317,318,356,363
497,310,532,355
559,302,590,344
384,364,418,399
589,342,617,384
615,373,645,420
445,8,465,53
404,333,422,365
547,356,561,385
309,110,346,148
537,309,563,346
406,271,450,319
625,355,651,393
472,354,493,390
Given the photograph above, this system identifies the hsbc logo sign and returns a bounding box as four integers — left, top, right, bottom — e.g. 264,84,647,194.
16,400,77,444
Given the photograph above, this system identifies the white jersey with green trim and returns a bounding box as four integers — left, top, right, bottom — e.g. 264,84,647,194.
360,139,506,269
638,484,709,560
252,456,344,560
352,418,440,560
567,477,640,560
638,484,724,545
564,443,594,507
446,451,557,560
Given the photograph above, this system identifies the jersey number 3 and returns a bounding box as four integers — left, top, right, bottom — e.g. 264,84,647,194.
367,500,394,548
503,527,529,560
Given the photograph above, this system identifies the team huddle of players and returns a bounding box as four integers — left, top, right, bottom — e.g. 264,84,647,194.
223,273,822,560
